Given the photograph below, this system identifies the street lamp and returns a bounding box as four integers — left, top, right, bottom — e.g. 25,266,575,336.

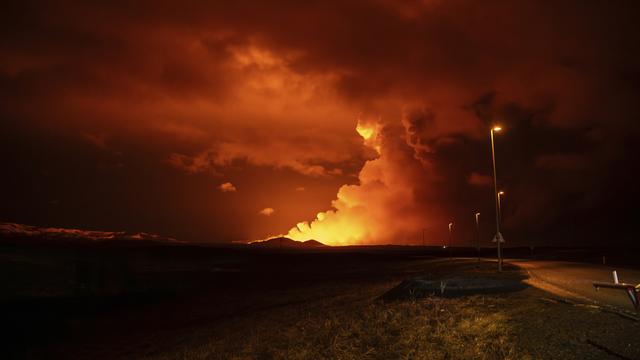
448,222,454,259
491,126,504,271
474,212,481,261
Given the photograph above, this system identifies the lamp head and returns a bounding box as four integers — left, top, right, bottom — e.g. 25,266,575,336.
492,126,502,132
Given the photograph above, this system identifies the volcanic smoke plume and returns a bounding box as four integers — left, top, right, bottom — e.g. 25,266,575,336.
285,116,446,246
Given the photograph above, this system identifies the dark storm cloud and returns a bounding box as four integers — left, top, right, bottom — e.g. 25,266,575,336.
1,0,639,244
402,88,640,245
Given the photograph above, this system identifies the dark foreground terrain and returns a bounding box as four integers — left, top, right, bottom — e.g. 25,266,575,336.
1,237,639,359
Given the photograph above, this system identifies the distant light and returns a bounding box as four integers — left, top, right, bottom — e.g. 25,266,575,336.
493,126,502,132
498,191,505,195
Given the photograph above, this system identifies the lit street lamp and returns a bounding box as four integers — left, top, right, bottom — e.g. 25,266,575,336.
474,212,481,261
448,222,454,259
490,126,504,271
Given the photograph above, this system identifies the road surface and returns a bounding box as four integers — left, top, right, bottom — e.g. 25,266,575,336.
512,260,640,314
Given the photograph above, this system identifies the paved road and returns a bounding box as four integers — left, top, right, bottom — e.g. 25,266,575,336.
512,260,640,314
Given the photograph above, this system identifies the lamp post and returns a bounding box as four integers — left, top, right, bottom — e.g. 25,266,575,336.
448,222,453,259
475,212,481,261
491,126,504,271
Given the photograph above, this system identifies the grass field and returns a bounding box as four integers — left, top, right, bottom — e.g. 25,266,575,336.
2,241,639,359
133,261,639,360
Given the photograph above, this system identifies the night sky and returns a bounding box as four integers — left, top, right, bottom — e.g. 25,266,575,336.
1,1,640,246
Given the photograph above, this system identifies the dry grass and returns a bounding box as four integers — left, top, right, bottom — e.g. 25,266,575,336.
145,279,526,360
142,270,639,360
37,259,640,360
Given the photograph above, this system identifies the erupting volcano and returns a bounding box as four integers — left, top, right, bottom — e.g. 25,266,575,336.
284,117,442,246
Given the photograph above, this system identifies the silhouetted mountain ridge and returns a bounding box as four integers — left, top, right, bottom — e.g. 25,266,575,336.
249,237,327,248
0,222,180,244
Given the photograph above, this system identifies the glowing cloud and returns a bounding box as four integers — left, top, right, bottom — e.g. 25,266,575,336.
284,117,433,246
356,120,382,154
259,207,275,216
219,182,237,192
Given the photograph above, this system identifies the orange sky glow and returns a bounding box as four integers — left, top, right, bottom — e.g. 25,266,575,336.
2,1,640,247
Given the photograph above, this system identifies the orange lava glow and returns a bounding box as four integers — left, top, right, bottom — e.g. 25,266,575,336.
284,118,426,246
283,120,384,245
356,121,382,154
